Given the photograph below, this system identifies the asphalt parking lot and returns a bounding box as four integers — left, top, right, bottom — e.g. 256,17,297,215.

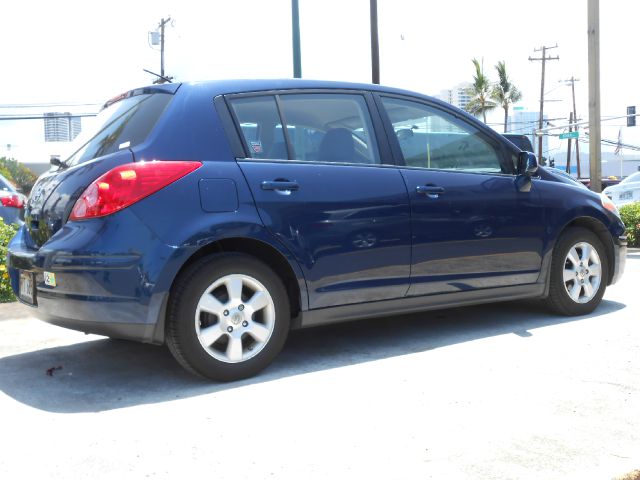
1,253,638,480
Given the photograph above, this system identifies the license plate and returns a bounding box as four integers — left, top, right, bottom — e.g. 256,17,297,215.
19,271,36,306
619,191,633,201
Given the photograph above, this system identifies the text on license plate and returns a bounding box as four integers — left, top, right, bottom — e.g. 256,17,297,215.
19,271,35,305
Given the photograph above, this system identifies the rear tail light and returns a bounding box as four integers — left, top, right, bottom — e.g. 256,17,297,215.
0,194,25,209
70,161,202,220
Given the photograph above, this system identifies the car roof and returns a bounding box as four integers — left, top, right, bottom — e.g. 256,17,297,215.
178,78,430,98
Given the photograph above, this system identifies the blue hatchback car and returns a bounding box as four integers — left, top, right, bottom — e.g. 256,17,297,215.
7,80,627,381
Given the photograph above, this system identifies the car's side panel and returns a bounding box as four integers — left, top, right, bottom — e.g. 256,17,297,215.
238,161,412,309
300,283,546,328
401,169,545,295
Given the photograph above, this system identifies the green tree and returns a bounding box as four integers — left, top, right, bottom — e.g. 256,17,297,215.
0,157,38,194
491,61,523,133
465,58,496,123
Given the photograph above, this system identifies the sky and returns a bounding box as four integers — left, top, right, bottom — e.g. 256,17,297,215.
1,0,639,166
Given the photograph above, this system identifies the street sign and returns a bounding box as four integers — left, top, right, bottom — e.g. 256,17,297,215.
513,106,525,111
559,131,579,139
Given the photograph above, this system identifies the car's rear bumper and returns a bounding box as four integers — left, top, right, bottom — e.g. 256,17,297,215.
610,235,627,285
6,217,183,344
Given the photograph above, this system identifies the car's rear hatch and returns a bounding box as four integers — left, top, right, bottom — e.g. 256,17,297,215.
25,85,177,247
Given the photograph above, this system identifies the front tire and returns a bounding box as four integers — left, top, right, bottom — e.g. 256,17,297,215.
166,253,290,381
547,227,608,316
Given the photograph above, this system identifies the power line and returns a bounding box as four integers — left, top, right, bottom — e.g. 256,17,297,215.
0,113,97,121
0,103,100,109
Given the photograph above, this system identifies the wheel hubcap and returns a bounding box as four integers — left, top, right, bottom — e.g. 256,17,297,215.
194,274,275,363
562,241,602,304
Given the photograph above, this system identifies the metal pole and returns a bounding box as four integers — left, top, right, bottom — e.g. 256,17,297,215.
292,0,302,78
566,112,573,173
370,0,380,84
570,77,581,177
530,45,558,165
588,0,602,192
538,46,546,164
160,18,166,78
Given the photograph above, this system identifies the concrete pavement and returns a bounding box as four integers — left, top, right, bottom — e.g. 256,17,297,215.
0,253,639,479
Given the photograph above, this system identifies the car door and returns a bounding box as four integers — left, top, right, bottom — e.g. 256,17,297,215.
227,92,411,309
378,95,546,296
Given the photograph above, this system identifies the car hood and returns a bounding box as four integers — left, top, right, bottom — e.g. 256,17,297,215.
538,167,588,189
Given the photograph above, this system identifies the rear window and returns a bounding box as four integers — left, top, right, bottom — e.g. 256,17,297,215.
64,92,173,167
0,174,16,192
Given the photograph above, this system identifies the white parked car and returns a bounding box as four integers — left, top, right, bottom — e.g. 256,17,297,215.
603,172,640,207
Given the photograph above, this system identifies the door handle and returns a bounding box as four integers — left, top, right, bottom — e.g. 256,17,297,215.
261,180,300,192
416,185,445,198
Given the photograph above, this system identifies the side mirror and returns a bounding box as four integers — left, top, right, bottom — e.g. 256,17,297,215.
518,151,538,176
515,152,538,193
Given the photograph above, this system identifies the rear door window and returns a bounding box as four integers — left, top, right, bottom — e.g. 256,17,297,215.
65,92,173,167
229,96,286,159
279,94,380,164
228,92,380,165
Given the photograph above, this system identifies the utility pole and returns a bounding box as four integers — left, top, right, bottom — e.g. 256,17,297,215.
158,17,171,83
291,0,302,78
567,77,581,177
529,45,559,164
370,0,380,84
588,0,602,192
566,111,574,173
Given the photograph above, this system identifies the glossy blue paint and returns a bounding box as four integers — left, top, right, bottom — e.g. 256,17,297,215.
401,169,545,296
5,79,627,345
198,179,238,212
238,161,411,309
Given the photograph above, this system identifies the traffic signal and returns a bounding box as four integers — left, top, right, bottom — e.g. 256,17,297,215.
627,106,636,127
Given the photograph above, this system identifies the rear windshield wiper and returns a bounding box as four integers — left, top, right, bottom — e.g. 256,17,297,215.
50,155,68,170
143,69,173,84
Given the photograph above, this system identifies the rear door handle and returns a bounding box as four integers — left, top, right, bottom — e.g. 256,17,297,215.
416,185,445,198
261,180,300,192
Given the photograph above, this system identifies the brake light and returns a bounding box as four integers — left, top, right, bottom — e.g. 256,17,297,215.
70,161,202,220
0,194,24,209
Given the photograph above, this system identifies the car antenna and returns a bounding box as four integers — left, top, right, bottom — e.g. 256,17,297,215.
142,69,173,84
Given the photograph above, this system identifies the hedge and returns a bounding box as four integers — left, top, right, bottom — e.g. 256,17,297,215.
620,202,640,248
0,218,18,302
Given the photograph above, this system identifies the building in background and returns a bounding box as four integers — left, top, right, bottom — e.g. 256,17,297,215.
434,83,472,111
507,110,548,158
44,113,81,142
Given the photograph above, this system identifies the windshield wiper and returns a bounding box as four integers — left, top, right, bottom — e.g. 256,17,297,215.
143,69,173,84
50,155,68,170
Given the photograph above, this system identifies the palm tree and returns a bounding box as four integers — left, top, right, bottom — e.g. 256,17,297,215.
465,58,496,123
492,60,522,133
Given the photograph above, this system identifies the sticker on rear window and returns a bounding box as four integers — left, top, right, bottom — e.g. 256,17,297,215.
119,141,131,150
250,141,263,154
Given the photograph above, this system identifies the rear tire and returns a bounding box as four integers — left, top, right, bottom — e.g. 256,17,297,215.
166,253,290,381
547,227,608,316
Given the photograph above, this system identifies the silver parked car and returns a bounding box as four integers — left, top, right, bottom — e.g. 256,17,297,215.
603,172,640,207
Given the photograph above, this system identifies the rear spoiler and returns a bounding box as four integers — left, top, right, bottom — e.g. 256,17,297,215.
102,83,181,110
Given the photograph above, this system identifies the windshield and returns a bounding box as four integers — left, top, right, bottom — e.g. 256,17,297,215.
64,92,173,167
621,172,640,184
